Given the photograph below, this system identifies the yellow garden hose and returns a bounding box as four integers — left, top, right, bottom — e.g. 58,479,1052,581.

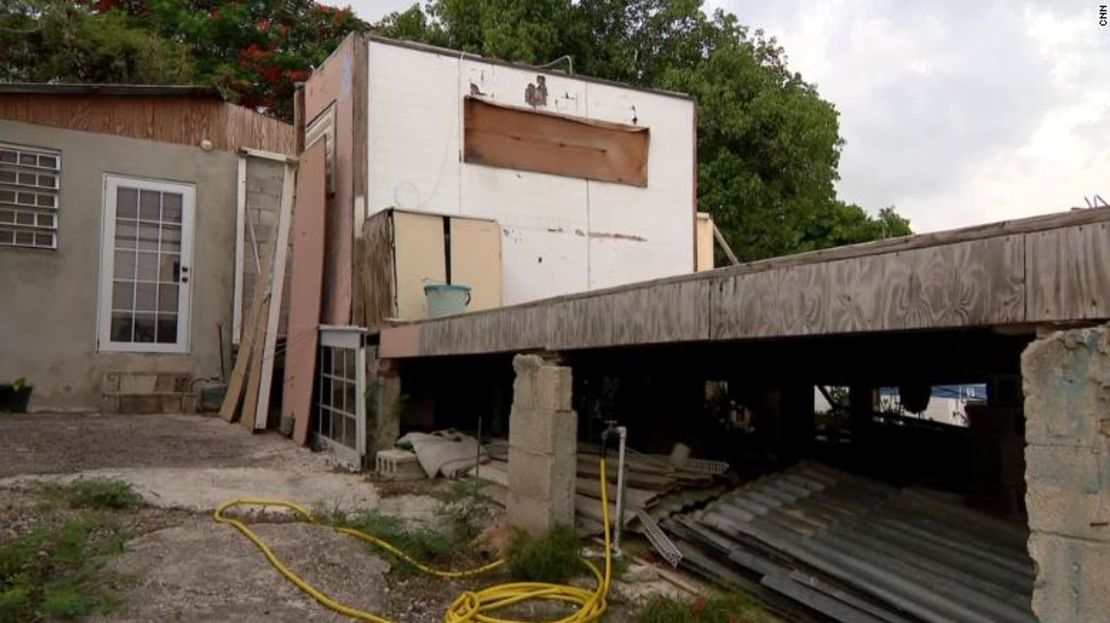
214,459,613,623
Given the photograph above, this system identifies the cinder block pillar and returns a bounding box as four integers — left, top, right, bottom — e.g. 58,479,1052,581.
368,355,402,456
507,354,577,535
1022,326,1110,622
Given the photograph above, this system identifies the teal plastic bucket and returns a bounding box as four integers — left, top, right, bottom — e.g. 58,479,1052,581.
424,283,471,318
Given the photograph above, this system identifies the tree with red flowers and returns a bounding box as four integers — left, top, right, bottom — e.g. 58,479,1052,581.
1,0,367,120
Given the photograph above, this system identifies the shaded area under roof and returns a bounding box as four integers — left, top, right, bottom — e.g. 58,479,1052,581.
0,83,221,99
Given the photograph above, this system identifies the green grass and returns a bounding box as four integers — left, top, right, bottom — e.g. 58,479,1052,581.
434,478,492,542
505,524,584,583
40,478,142,511
0,516,128,621
328,509,460,574
637,593,778,623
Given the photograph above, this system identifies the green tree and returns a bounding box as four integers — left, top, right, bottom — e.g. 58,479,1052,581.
1,0,367,119
2,0,911,259
0,0,195,84
380,0,912,261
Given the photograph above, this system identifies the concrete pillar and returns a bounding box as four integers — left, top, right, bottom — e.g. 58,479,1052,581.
367,354,402,456
1022,326,1110,622
507,354,577,535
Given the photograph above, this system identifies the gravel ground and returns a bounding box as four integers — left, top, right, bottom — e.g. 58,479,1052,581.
0,412,647,622
0,412,288,477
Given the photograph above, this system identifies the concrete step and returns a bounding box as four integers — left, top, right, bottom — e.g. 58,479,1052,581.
101,372,196,414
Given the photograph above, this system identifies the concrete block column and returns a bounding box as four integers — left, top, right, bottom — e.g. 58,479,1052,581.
507,354,577,535
1022,327,1110,622
368,355,402,456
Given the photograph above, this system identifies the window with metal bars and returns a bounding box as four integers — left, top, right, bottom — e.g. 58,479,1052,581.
0,143,60,249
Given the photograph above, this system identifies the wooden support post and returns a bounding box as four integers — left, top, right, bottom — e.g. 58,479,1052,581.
220,250,271,422
712,221,740,266
293,84,306,155
232,156,247,345
250,161,296,431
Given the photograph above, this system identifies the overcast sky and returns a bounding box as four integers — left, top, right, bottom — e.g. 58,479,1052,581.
324,0,1108,232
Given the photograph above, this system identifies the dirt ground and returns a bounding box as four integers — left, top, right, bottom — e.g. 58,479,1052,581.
0,412,659,622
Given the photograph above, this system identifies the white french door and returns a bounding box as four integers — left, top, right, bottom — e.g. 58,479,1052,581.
98,175,195,353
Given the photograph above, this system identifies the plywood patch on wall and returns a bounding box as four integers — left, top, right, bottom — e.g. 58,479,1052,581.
393,211,446,320
449,217,502,311
463,97,649,187
1026,222,1110,321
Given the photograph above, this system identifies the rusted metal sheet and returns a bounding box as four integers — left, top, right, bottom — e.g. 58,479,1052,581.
463,97,649,187
285,142,328,445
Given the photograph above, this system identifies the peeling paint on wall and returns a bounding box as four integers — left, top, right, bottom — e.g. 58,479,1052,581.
588,230,647,242
524,75,547,107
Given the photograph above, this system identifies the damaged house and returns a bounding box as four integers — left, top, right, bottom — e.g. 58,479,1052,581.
3,32,1108,623
0,84,294,412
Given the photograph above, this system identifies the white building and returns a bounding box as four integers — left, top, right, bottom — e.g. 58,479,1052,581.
299,34,700,327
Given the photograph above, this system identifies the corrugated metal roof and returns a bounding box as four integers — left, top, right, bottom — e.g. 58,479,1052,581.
0,83,221,98
666,463,1036,623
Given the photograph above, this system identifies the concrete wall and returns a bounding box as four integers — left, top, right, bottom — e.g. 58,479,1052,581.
1022,326,1110,622
0,120,237,409
366,39,696,305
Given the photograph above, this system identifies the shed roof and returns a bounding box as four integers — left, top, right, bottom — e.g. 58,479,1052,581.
0,83,294,155
0,83,221,98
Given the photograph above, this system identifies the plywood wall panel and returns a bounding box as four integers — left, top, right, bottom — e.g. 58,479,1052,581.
696,214,714,272
305,35,358,325
549,280,710,350
418,304,548,356
283,142,328,445
712,263,830,339
450,218,503,311
1026,222,1110,321
463,98,649,187
393,211,446,320
710,235,1026,340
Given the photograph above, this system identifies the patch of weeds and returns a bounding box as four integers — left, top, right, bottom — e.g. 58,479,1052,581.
637,593,778,623
40,478,142,511
505,525,583,583
0,516,128,621
329,509,457,575
434,478,492,543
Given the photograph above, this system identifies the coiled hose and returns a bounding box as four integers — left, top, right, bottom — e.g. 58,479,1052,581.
214,459,613,623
